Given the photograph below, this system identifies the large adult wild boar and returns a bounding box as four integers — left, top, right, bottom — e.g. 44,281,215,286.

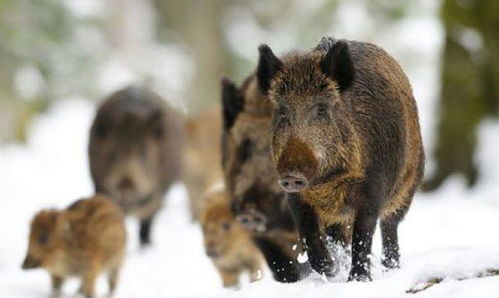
89,86,181,246
256,37,425,281
221,75,311,282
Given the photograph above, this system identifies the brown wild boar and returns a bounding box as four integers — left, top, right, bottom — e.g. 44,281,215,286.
183,109,223,221
89,85,182,245
256,37,425,281
22,195,126,298
221,75,311,282
200,186,264,288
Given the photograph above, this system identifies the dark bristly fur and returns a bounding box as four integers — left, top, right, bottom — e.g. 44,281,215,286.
221,75,311,282
89,85,182,246
256,37,425,281
257,45,283,94
221,78,244,130
320,40,354,92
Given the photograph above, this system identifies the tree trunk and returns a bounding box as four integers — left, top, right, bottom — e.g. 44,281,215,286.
423,0,499,191
153,0,231,113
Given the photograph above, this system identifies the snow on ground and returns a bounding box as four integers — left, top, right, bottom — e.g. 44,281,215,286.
1,99,499,298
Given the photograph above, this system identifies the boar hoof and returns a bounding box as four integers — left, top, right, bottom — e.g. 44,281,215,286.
76,287,94,298
347,269,372,282
381,257,400,270
310,258,337,279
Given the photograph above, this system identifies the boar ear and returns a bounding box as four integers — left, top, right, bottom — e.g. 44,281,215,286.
256,45,282,94
320,41,354,92
221,78,244,130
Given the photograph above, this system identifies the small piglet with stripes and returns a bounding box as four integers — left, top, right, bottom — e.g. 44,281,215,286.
22,195,126,297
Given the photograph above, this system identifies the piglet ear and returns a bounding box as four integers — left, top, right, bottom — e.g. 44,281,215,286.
256,44,282,94
320,41,354,92
221,78,244,130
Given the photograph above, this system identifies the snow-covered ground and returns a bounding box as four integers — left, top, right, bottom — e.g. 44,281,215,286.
2,0,498,296
1,96,499,298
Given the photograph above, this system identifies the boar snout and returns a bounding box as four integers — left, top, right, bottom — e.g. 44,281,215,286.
278,173,308,193
22,255,41,270
205,243,219,258
276,138,318,188
236,209,267,233
118,176,134,190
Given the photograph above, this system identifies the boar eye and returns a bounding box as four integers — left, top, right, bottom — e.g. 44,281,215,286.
149,111,164,140
314,103,330,121
236,138,252,163
274,105,289,128
153,126,164,139
95,123,108,138
37,233,49,245
222,222,231,232
278,107,287,119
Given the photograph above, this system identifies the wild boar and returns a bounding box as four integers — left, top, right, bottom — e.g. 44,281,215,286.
256,37,425,281
200,186,264,288
22,195,126,298
89,85,182,245
183,109,223,221
221,75,311,282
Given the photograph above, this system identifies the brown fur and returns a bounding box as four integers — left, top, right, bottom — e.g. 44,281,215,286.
182,109,223,221
200,187,263,288
277,137,319,181
223,76,293,230
89,85,182,244
221,76,310,282
257,37,424,280
268,41,423,226
22,195,126,297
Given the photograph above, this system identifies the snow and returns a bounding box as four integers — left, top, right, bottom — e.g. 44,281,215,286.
1,98,499,298
1,1,499,295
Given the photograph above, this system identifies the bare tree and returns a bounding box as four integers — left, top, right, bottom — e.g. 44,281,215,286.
423,0,499,191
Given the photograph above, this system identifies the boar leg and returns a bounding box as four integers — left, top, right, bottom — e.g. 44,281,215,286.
287,193,335,278
348,203,379,281
245,258,262,282
108,265,121,295
254,237,307,282
139,215,155,246
81,259,101,298
325,223,348,247
380,208,406,269
218,268,240,288
51,275,64,296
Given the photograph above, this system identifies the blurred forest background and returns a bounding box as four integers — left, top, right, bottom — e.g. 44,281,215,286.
0,0,497,192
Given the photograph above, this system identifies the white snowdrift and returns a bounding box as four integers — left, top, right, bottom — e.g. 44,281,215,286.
1,100,499,298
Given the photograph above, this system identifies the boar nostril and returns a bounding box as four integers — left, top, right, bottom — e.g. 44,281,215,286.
254,215,266,224
118,176,134,190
